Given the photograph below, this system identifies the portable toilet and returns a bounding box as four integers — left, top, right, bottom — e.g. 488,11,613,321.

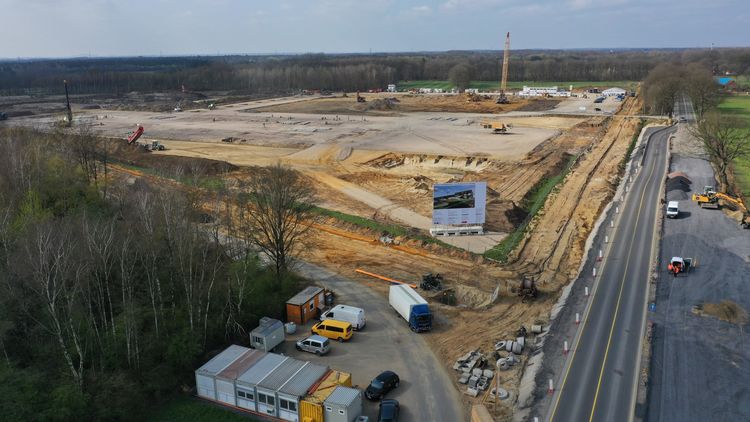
250,317,285,352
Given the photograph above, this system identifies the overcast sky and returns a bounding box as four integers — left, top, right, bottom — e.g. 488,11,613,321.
0,0,748,58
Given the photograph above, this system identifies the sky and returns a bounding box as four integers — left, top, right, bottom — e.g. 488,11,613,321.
0,0,748,58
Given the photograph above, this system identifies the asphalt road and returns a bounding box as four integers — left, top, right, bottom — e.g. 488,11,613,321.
280,261,466,422
549,125,673,422
646,100,750,421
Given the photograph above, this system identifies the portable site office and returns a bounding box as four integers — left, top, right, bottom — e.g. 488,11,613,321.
255,358,329,421
276,361,329,421
235,353,289,412
195,345,249,401
250,317,285,352
214,349,266,406
286,286,325,325
323,386,362,422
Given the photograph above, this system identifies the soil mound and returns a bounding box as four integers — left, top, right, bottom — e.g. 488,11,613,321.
692,300,748,325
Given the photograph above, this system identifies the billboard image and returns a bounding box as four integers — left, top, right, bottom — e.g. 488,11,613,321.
432,182,487,226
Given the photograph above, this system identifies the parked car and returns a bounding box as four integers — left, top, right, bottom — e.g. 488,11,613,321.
377,399,400,422
311,319,353,342
365,371,400,400
295,335,330,355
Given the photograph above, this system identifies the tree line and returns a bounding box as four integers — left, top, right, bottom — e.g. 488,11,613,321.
2,48,748,96
0,127,314,420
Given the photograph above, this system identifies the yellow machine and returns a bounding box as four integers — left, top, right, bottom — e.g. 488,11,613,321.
480,120,511,134
691,186,750,228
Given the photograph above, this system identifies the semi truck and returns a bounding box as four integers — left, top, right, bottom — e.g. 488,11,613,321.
389,285,432,332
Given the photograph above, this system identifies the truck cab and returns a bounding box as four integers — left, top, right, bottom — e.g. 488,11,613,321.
409,305,432,332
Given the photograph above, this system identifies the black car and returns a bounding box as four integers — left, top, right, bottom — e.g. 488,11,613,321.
365,371,400,400
378,399,400,422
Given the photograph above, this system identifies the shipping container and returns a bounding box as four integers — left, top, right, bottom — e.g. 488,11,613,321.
323,386,363,422
250,317,285,352
214,349,266,406
195,345,249,400
277,362,329,421
300,371,353,422
286,286,325,325
235,353,289,412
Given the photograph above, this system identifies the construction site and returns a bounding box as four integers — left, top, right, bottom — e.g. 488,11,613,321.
2,36,647,421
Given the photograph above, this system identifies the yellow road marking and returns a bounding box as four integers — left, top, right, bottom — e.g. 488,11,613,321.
549,134,662,422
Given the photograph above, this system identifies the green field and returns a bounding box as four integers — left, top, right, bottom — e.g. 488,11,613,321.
396,80,636,91
718,96,750,196
147,397,258,422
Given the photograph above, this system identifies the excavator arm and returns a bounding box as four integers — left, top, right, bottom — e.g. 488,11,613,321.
714,193,748,212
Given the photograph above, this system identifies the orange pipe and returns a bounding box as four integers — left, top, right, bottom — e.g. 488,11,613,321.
355,269,417,288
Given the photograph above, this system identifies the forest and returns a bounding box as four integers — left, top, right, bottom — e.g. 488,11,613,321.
1,48,749,96
0,127,301,421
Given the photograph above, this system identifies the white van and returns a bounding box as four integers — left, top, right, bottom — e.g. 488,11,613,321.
320,305,366,330
666,201,679,218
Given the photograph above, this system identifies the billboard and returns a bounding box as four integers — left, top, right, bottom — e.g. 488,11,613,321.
432,182,487,226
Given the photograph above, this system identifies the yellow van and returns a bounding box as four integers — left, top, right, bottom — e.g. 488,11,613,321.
311,319,353,342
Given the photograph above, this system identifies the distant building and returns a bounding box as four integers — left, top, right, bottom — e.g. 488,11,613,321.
518,86,571,97
602,87,627,97
715,77,737,90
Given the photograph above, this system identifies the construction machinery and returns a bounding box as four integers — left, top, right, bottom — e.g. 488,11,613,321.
173,103,183,112
356,92,366,103
142,140,166,152
518,276,538,303
127,124,145,144
0,112,7,121
691,186,750,227
420,273,444,291
63,80,73,126
667,256,694,277
481,120,511,134
497,32,511,105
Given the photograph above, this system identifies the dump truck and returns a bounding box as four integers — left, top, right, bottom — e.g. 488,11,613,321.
389,284,432,332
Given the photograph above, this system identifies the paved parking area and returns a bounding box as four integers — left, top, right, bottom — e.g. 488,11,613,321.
646,151,750,421
276,262,465,421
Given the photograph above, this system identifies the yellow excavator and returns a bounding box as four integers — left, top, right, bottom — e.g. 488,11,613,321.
480,120,511,134
692,186,750,228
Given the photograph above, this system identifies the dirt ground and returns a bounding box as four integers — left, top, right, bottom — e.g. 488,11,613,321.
6,90,644,420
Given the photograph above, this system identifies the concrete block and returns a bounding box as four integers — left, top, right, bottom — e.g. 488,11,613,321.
466,387,479,397
468,376,479,389
458,373,470,384
483,369,494,379
472,368,483,377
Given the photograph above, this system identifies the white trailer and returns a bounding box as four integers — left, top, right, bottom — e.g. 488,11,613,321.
388,285,432,332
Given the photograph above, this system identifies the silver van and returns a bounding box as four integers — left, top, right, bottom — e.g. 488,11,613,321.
295,335,330,355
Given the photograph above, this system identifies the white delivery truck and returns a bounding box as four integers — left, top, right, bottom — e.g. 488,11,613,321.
666,201,679,218
320,304,366,330
389,285,432,332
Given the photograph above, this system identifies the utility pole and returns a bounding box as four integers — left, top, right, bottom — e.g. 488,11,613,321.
63,80,73,126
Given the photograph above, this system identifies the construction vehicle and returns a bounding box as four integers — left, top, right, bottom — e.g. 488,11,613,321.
356,92,366,103
481,120,511,134
692,186,750,227
389,284,432,332
207,103,215,110
63,80,73,127
0,112,7,121
518,276,538,303
498,32,511,104
143,140,166,152
667,256,694,277
420,273,443,291
173,103,183,112
127,124,145,144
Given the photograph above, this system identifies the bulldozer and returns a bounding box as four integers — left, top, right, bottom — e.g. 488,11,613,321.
481,120,511,134
692,186,750,228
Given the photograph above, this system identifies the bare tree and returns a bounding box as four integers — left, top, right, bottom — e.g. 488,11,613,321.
237,164,317,279
690,112,750,192
685,63,720,119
